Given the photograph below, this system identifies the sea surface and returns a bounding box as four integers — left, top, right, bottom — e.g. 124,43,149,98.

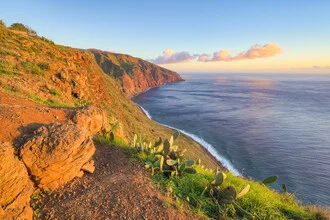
132,73,330,206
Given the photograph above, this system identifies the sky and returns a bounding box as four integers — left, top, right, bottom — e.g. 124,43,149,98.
1,0,330,73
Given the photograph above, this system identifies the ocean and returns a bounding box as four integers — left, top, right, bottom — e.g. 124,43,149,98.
132,73,330,206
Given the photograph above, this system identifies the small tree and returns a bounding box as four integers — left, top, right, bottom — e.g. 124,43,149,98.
10,23,28,32
9,23,37,37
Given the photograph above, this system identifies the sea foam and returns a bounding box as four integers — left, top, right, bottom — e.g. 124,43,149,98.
138,105,241,176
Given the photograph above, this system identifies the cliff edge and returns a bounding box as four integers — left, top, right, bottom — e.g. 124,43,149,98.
90,49,183,96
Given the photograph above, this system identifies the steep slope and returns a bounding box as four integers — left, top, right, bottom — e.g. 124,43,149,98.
90,49,183,96
0,24,220,169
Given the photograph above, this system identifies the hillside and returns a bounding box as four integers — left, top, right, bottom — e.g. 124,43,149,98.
0,23,219,168
91,49,183,96
1,22,329,220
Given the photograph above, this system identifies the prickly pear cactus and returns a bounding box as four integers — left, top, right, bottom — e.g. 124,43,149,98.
214,186,237,205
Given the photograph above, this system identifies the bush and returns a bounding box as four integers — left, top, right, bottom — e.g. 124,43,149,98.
0,60,18,75
40,36,54,45
129,132,323,219
49,88,61,96
21,62,44,75
37,62,50,71
9,23,37,37
10,23,28,32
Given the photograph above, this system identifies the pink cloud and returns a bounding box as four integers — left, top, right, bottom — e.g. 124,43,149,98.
150,43,282,64
200,43,282,62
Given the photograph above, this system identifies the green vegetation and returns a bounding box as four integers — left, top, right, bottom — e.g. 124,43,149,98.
21,62,44,75
37,62,50,71
40,36,54,44
9,23,28,32
0,19,5,27
120,63,134,75
72,97,91,107
94,134,129,148
134,131,198,177
28,93,72,107
31,189,52,219
49,88,61,96
10,23,37,36
127,132,328,219
94,122,129,147
0,60,18,75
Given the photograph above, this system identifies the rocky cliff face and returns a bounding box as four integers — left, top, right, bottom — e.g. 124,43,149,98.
90,50,183,96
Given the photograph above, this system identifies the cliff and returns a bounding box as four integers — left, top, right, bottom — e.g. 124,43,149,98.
90,49,183,96
0,23,219,219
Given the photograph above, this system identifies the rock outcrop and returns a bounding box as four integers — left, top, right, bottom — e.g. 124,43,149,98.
0,142,34,220
90,49,183,96
20,123,96,190
70,105,110,135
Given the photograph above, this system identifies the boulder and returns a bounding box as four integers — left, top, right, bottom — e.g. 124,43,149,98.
71,105,110,135
0,142,33,220
20,123,95,190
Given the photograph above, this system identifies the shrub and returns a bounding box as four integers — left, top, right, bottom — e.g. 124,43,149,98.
40,36,54,45
49,88,61,96
10,23,28,32
128,132,321,219
21,62,44,75
9,23,37,37
0,60,18,75
37,62,50,71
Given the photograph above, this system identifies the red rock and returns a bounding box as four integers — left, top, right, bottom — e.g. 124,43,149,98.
0,142,33,220
20,123,96,190
70,105,110,135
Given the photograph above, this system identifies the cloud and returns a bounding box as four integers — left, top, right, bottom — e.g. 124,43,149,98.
150,48,196,64
200,43,282,62
197,53,210,62
150,43,282,64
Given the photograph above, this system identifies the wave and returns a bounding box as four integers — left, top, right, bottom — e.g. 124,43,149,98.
139,105,152,119
137,105,241,176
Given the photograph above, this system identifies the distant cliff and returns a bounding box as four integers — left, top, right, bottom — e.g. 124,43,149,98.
90,49,183,96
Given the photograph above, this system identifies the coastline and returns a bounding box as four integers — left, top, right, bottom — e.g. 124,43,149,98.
136,103,240,176
131,81,241,176
129,79,184,99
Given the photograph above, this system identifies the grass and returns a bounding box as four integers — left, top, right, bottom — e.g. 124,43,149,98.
21,61,44,76
0,47,20,56
0,60,19,75
0,85,18,94
125,134,329,220
49,88,61,97
72,97,91,107
93,133,130,148
31,189,52,219
28,93,73,108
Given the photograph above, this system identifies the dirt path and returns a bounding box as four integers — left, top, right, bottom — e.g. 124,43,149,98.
37,143,202,220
